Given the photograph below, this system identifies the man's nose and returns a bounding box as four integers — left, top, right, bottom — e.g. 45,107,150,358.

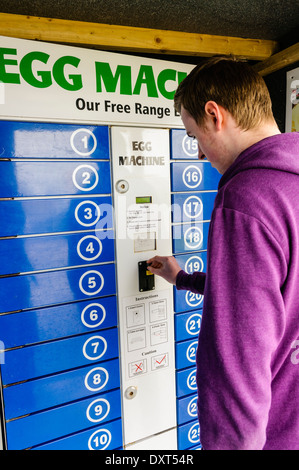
198,143,205,160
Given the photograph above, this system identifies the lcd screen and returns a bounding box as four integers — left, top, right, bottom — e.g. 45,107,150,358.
136,196,152,204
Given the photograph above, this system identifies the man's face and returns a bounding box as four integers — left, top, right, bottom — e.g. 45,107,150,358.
180,105,228,174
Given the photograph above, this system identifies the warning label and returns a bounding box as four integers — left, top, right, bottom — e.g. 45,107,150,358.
129,359,147,377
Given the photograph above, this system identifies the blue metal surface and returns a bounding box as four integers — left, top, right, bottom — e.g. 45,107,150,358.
0,196,113,237
31,418,123,450
177,420,200,450
0,120,120,451
3,358,120,419
0,231,115,275
2,327,119,384
174,289,204,313
0,296,117,349
173,251,206,313
0,121,109,159
170,129,199,159
0,264,116,314
175,339,198,370
0,161,111,197
176,367,197,398
172,221,209,254
6,389,121,450
172,191,216,223
175,251,207,273
171,161,220,191
177,393,198,425
174,310,202,342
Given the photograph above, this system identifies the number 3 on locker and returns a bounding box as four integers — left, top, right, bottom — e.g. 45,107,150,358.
75,200,101,227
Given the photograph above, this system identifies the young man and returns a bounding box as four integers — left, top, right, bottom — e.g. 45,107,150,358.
147,57,299,450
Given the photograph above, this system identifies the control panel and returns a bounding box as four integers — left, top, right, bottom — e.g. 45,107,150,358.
112,127,176,448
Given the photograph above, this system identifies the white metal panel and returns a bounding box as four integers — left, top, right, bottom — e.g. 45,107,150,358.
111,126,177,447
286,67,299,133
125,428,177,450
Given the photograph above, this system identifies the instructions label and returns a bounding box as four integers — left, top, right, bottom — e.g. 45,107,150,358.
127,204,159,235
122,290,172,380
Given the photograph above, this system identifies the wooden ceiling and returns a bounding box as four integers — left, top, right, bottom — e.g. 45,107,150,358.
0,1,298,75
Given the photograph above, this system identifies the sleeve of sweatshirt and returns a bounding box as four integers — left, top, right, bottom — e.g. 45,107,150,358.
197,207,287,450
176,270,206,295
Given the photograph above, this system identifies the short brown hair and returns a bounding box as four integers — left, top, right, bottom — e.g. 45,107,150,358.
174,56,274,130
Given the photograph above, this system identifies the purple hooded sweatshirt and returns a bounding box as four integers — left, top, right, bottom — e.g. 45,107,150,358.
176,133,299,450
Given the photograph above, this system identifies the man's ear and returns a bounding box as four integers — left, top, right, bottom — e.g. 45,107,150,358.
204,101,224,131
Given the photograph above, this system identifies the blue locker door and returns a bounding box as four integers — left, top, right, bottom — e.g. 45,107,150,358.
6,389,122,450
0,231,115,275
3,358,121,419
0,121,110,159
1,327,119,384
32,419,123,450
0,161,112,197
171,161,220,191
0,264,116,314
0,196,113,237
170,129,199,159
0,296,118,349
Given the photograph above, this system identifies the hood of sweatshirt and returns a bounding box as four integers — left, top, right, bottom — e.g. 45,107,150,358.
219,132,299,190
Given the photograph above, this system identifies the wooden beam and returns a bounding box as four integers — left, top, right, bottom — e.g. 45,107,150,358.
253,43,299,76
0,13,278,61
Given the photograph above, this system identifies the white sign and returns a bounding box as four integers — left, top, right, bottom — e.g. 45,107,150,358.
286,67,299,132
0,35,194,126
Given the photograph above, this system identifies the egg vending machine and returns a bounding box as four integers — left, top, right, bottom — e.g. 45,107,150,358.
0,35,220,450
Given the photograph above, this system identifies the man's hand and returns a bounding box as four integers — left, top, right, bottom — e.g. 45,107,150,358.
147,255,182,285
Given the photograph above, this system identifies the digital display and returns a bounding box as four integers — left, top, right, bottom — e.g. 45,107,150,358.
136,196,152,204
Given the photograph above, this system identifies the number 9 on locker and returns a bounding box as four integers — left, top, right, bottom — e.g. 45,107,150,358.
86,398,111,423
